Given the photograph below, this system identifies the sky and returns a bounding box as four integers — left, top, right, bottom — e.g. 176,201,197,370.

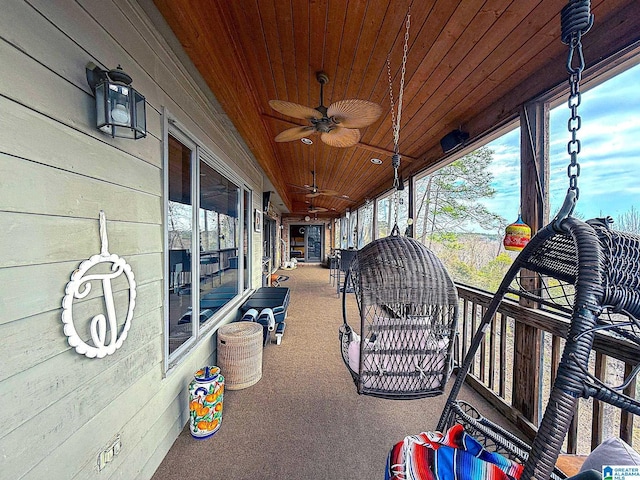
479,62,640,228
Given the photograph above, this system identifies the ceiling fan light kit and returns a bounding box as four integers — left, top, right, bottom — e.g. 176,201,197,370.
269,72,382,148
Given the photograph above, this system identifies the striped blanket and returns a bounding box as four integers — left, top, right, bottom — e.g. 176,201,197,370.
385,424,523,480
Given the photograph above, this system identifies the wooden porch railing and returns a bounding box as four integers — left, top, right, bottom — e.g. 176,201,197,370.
455,284,638,454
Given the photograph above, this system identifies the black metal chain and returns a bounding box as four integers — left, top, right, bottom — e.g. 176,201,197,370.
560,0,593,202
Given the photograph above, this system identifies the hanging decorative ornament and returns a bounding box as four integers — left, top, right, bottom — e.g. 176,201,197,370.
503,213,532,251
61,211,137,358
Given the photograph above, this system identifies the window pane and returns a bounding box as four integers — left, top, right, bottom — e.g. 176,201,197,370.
168,135,193,353
549,63,640,224
348,212,357,249
357,203,373,248
199,161,239,322
340,216,349,249
375,191,407,238
377,197,391,238
414,141,517,293
244,190,251,290
396,187,409,235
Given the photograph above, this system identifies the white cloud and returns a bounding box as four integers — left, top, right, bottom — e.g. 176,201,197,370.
472,63,640,231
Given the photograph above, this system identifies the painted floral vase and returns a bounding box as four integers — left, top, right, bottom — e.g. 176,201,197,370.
189,366,224,439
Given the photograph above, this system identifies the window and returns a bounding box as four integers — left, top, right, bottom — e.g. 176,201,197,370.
376,196,391,238
166,121,247,360
348,210,357,249
414,133,520,292
357,202,373,248
376,185,408,239
243,189,251,290
396,187,409,235
340,216,349,249
549,62,640,226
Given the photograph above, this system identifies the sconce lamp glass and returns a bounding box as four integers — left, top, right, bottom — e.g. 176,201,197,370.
86,62,146,139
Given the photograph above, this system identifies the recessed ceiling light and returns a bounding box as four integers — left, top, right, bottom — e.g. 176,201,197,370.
371,158,383,165
301,138,313,145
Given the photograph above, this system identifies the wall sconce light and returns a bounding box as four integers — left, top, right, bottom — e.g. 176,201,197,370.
86,62,146,139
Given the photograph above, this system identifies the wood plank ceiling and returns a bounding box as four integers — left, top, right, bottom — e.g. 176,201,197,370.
153,0,640,217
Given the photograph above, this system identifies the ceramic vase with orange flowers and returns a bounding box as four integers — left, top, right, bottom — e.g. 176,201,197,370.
189,366,224,439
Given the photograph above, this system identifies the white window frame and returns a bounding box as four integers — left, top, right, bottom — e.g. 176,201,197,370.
163,111,250,372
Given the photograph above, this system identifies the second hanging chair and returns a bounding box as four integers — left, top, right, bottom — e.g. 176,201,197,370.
339,234,459,399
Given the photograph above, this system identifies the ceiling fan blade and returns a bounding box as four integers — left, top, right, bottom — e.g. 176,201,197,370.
327,99,383,128
275,126,315,142
309,206,328,213
288,183,313,192
305,192,322,198
269,100,323,120
321,127,360,148
318,189,340,197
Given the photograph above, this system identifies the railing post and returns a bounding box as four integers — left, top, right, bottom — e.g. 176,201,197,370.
512,101,550,425
591,352,607,450
621,363,637,445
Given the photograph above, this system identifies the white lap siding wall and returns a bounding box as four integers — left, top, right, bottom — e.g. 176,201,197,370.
0,1,264,478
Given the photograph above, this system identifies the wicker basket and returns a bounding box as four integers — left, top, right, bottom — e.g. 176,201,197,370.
217,321,263,390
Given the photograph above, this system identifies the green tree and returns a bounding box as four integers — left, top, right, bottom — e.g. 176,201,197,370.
616,205,640,233
477,252,513,292
415,146,506,247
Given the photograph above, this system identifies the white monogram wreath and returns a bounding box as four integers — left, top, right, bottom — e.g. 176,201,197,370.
61,211,137,358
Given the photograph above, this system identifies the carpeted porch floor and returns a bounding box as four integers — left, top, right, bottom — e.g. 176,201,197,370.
151,264,519,480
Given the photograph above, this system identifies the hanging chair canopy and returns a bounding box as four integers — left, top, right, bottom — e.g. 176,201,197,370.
340,235,459,400
355,236,459,307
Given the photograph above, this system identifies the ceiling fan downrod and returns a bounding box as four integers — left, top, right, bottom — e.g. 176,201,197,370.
316,72,329,117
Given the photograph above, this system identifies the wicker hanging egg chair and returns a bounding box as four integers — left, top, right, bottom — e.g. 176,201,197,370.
338,234,459,399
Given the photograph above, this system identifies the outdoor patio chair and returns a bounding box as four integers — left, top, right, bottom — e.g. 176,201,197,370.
437,216,640,480
339,234,459,399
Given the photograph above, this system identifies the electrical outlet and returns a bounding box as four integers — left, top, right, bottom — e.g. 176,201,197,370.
97,435,121,471
112,436,122,456
98,449,111,471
